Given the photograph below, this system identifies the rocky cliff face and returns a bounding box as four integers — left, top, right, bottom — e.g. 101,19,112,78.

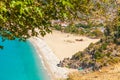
58,38,120,71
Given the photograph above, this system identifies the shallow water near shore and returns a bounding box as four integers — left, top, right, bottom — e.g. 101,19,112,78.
0,38,50,80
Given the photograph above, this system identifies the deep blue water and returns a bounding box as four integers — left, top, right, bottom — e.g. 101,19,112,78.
0,38,49,80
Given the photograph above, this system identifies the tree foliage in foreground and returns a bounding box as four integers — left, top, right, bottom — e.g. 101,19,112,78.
0,0,75,41
0,0,120,51
0,0,117,40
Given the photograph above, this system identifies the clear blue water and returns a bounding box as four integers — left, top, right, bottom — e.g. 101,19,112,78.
0,38,49,80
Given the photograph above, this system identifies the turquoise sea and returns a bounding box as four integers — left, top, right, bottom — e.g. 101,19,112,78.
0,38,49,80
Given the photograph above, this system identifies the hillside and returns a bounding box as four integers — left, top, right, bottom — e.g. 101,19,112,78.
67,63,120,80
58,4,120,80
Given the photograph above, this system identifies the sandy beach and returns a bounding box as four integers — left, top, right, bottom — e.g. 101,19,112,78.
29,37,69,80
43,30,99,60
29,30,100,80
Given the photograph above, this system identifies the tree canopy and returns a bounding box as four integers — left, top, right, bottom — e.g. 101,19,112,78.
0,0,76,41
0,0,119,42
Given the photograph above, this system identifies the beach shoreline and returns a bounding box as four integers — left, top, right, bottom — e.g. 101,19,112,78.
29,38,55,80
29,37,69,80
43,30,99,60
29,30,100,80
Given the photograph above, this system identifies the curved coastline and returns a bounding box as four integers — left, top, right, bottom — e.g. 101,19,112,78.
0,38,47,80
29,37,68,80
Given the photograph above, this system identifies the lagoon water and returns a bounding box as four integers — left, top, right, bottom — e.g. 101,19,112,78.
0,38,49,80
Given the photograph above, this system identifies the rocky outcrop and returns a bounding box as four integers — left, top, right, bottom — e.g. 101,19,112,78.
58,39,120,71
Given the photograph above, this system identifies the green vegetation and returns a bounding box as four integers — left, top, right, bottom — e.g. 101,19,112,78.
72,51,84,60
53,23,104,38
64,25,79,34
1,0,120,79
1,0,115,40
87,28,103,38
0,1,120,80
58,0,120,72
1,0,111,48
0,0,80,41
53,25,63,31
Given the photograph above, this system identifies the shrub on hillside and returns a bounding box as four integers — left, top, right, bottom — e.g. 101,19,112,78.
87,29,103,38
64,25,79,34
72,52,84,60
53,25,62,31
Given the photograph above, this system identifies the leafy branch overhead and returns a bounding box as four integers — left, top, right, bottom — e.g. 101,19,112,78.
1,0,117,40
0,0,117,48
0,0,75,40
